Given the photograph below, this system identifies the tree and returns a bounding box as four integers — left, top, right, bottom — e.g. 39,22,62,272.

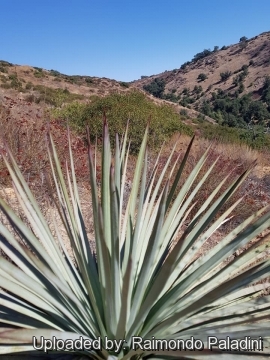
197,73,208,82
232,75,240,87
194,85,203,94
239,82,245,94
200,100,212,116
246,101,269,123
182,87,190,95
193,49,212,62
143,78,165,98
213,45,219,52
220,71,232,81
240,36,248,42
239,36,248,50
180,61,191,70
261,76,270,110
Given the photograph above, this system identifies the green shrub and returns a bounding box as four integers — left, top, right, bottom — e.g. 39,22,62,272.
25,82,33,90
239,82,245,93
240,36,248,42
197,73,208,82
65,76,80,85
8,74,17,81
34,70,45,78
199,122,270,150
50,69,61,76
163,92,179,102
10,79,22,89
119,81,129,88
182,87,190,95
0,66,7,73
143,78,165,98
179,108,188,117
53,90,193,153
193,49,212,62
0,60,13,67
200,87,270,136
220,71,232,81
6,74,23,90
0,74,7,82
33,66,43,72
33,85,84,107
239,37,248,50
232,69,248,87
193,85,203,94
180,61,191,70
85,77,94,84
261,76,270,110
180,96,195,107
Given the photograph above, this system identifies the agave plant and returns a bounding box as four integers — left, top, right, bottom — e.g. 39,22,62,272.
0,119,270,360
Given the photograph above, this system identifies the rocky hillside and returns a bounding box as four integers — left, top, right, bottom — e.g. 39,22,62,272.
1,30,270,151
1,31,270,120
133,31,270,102
0,59,217,125
0,61,132,104
132,31,270,128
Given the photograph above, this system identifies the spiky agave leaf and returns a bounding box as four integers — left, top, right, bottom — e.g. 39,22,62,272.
0,120,270,360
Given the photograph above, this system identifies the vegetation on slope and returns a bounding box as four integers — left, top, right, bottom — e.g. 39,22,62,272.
196,120,270,150
143,73,270,138
199,76,270,128
139,32,270,142
0,59,132,104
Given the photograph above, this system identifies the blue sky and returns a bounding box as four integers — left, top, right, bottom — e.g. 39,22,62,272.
1,0,269,81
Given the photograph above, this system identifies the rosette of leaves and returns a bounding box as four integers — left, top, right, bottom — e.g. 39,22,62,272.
0,119,270,359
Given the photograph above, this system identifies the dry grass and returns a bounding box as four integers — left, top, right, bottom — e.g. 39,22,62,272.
0,63,132,102
151,133,270,236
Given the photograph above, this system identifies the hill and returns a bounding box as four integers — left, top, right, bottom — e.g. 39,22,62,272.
1,40,270,236
1,35,270,157
0,61,132,103
0,58,219,123
133,31,270,130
